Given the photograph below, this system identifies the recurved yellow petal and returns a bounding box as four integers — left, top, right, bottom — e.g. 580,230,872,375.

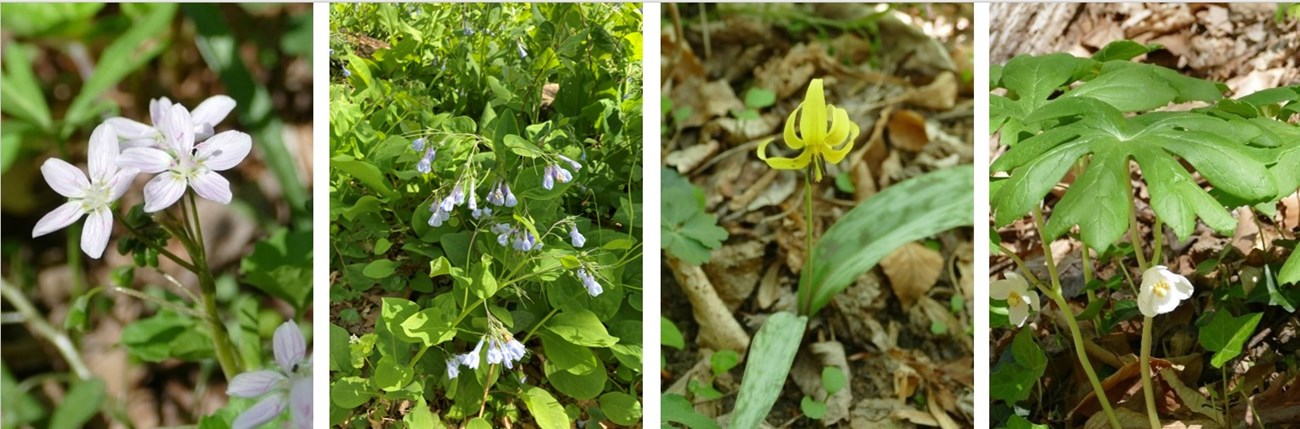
762,148,812,171
783,105,805,149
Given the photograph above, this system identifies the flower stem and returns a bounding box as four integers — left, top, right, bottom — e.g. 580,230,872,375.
1140,315,1160,429
798,172,815,315
183,194,241,379
1033,207,1122,429
0,279,91,379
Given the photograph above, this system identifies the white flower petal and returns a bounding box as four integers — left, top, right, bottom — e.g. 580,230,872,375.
190,172,232,205
273,321,306,374
107,169,138,201
143,174,187,212
1171,275,1194,300
118,148,173,174
87,123,120,181
227,370,286,398
161,103,195,154
150,97,173,127
191,95,236,129
40,158,90,198
32,202,86,238
1137,288,1157,318
990,272,1024,300
197,131,252,171
232,395,286,429
1008,301,1029,327
81,208,112,259
290,377,312,429
104,117,157,140
1154,295,1181,315
120,138,162,150
1027,291,1040,311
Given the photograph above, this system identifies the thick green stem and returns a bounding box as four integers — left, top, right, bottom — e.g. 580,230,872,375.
183,194,240,379
1033,208,1122,429
1140,316,1160,429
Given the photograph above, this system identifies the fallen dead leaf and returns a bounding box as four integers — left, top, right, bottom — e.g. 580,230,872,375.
881,242,944,309
906,71,959,110
665,139,720,174
888,109,931,152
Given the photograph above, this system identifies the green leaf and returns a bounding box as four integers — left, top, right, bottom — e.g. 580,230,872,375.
800,396,827,420
504,134,545,158
805,165,974,315
330,376,374,409
121,312,207,362
661,316,685,349
240,229,313,312
404,399,444,429
333,155,396,198
1280,249,1300,286
1265,264,1296,312
64,292,93,333
49,378,105,429
990,328,1047,403
377,298,418,358
62,4,174,135
329,324,352,373
822,366,846,394
522,386,571,429
731,312,808,429
0,4,102,37
662,393,721,429
343,195,383,221
711,350,739,376
374,355,413,392
1091,40,1159,62
662,168,728,265
545,308,618,347
744,87,777,109
362,259,398,279
545,358,607,400
1198,310,1263,368
1007,414,1049,429
471,254,498,299
399,296,457,347
1065,65,1176,112
540,331,597,374
599,392,642,426
0,44,52,132
2,363,46,426
428,256,451,278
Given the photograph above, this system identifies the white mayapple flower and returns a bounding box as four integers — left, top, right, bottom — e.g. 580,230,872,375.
107,95,236,149
227,321,311,429
31,123,138,259
117,102,251,212
1138,265,1193,318
990,272,1040,327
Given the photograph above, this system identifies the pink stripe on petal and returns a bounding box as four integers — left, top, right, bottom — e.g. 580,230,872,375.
118,148,173,174
290,377,312,429
162,104,195,154
273,321,306,374
190,172,232,205
143,174,187,212
197,131,252,171
40,158,89,198
32,202,86,238
87,123,120,181
227,370,286,398
81,209,112,259
232,395,286,429
108,169,139,201
104,117,156,140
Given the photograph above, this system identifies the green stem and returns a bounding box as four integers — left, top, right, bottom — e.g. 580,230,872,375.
113,212,199,273
0,279,91,379
1140,316,1160,429
798,172,815,315
523,307,559,343
183,194,240,379
1127,181,1149,271
1151,216,1163,267
1081,242,1096,303
1033,208,1122,429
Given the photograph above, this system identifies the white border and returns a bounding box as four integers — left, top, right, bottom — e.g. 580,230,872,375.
972,2,990,426
312,3,330,428
642,4,663,427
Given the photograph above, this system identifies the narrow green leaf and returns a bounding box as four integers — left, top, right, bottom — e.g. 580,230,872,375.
0,44,52,132
63,4,174,135
50,379,105,429
731,312,807,429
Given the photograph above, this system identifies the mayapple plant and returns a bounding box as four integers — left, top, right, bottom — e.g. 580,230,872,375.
989,40,1300,429
32,95,312,427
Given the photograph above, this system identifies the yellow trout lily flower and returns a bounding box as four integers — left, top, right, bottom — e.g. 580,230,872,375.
757,78,860,182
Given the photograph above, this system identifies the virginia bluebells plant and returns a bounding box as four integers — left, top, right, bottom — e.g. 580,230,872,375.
557,154,582,171
412,137,426,152
576,268,604,297
227,321,311,429
32,124,138,259
486,335,527,369
486,180,517,207
542,163,574,190
416,146,436,174
569,225,585,248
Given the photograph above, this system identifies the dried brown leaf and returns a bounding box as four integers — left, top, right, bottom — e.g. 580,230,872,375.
881,242,944,309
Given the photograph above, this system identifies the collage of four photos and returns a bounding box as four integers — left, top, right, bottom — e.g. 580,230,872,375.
1,2,1299,428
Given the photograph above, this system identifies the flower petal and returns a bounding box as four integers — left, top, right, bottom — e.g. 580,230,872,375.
762,148,812,171
1171,276,1194,300
227,370,286,398
105,117,157,140
1137,288,1156,318
161,103,195,154
143,174,187,212
81,208,112,259
107,169,139,201
40,158,90,198
190,95,237,130
197,131,252,171
32,202,86,238
190,172,233,205
799,79,828,144
1008,301,1029,327
87,123,121,181
1027,291,1041,311
118,148,174,174
149,97,173,128
989,279,1013,300
290,377,312,429
274,321,306,374
232,395,287,429
782,105,806,149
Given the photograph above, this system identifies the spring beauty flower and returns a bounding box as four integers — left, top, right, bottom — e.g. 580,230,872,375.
757,79,860,182
118,103,252,212
990,272,1039,327
32,124,138,259
1138,265,1193,318
107,95,236,149
569,225,585,248
576,268,603,297
227,321,311,429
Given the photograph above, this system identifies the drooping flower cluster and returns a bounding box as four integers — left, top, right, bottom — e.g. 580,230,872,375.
576,268,603,297
227,321,312,429
413,139,436,174
447,331,527,379
32,95,248,258
569,225,585,248
542,163,574,190
428,183,468,227
1138,265,1193,318
491,223,543,252
485,180,518,207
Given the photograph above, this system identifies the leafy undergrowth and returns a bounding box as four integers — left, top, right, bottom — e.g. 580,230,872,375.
989,6,1300,428
660,4,975,428
327,3,643,428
